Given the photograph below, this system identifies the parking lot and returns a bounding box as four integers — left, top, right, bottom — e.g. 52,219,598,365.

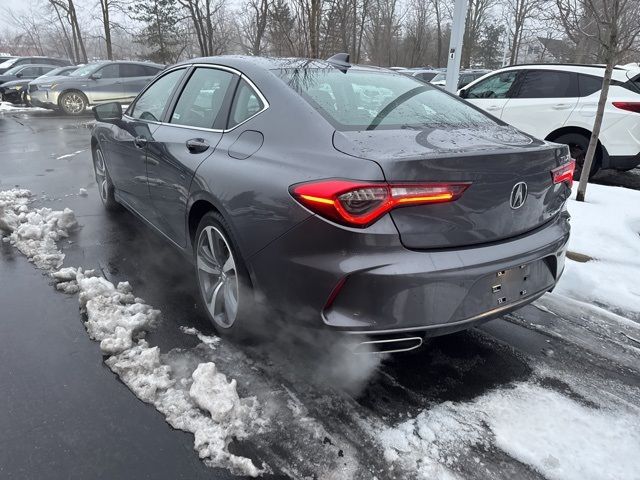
1,108,640,480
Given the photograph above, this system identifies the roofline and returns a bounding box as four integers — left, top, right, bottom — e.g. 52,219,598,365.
502,63,628,71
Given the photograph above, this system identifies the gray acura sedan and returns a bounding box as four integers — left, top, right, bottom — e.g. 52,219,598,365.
90,55,573,351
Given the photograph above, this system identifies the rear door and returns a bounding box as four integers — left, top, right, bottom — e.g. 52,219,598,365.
87,63,125,103
464,70,520,118
501,69,579,139
146,65,237,246
17,66,42,80
105,67,187,217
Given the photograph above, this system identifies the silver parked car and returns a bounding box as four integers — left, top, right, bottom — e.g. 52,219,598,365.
34,61,164,115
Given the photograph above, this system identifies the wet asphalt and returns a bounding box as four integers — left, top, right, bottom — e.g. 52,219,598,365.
1,108,639,480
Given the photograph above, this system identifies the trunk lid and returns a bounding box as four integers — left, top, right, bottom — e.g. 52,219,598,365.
333,125,570,249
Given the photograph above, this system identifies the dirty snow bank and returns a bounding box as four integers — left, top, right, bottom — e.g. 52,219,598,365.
1,188,266,477
49,268,266,477
378,382,640,480
0,101,47,113
556,183,640,319
0,189,77,269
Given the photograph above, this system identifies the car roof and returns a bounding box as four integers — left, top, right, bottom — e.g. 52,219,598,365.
175,55,393,74
490,63,638,81
13,63,59,70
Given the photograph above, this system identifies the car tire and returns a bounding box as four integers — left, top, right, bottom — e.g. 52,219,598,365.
92,146,120,211
553,132,600,180
59,90,87,116
193,211,257,340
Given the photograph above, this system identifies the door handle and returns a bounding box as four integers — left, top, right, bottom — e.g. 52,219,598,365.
186,138,210,154
486,105,501,111
552,103,572,110
133,136,147,148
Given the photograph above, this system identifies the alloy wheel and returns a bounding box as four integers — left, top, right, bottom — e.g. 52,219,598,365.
62,93,85,114
196,225,239,329
94,149,109,201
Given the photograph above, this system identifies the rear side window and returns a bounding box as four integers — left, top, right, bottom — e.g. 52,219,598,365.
578,74,602,96
279,68,495,131
170,67,234,129
130,68,186,122
622,74,640,94
228,79,265,128
20,66,40,77
120,64,148,77
143,65,162,76
514,70,578,98
466,71,518,99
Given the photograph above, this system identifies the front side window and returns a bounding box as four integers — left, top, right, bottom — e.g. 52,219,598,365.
466,71,518,99
170,67,234,129
20,66,39,77
130,68,186,122
228,79,265,128
96,64,120,79
280,68,495,131
514,70,577,98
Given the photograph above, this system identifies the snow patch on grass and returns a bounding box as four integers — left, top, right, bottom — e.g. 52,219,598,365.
378,382,640,480
0,189,77,269
557,184,640,319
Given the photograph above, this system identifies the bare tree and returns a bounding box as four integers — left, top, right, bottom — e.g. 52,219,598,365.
461,0,494,68
429,0,445,66
49,0,88,63
557,0,640,200
98,0,114,59
238,0,270,55
506,0,546,64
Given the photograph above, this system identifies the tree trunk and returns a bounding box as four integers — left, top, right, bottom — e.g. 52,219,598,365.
576,56,614,201
100,0,113,60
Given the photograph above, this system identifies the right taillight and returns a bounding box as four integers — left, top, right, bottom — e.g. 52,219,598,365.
551,159,576,187
612,101,640,113
290,179,470,228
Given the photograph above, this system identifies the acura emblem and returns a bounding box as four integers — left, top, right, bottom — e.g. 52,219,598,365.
510,182,527,209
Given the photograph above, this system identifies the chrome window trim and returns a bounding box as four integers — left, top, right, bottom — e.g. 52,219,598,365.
122,63,269,133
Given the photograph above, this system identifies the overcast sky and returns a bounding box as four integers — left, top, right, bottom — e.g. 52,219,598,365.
0,0,36,29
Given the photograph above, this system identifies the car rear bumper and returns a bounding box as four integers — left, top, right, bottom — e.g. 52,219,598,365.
249,210,570,336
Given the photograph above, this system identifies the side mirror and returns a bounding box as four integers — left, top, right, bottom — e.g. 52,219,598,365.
459,88,468,98
16,72,23,78
93,102,122,123
89,72,102,80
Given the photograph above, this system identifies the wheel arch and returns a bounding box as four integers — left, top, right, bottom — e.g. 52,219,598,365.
545,126,610,168
57,88,89,108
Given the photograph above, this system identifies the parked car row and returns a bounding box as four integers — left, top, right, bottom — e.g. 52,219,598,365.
0,57,164,115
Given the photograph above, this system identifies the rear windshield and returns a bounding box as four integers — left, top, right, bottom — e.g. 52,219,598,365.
622,74,640,94
279,68,494,131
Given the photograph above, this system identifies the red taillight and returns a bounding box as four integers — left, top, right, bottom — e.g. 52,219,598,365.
551,159,576,187
612,101,640,113
291,179,470,227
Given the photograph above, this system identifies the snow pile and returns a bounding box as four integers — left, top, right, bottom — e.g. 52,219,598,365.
0,189,77,269
555,184,640,319
0,101,47,113
379,382,640,480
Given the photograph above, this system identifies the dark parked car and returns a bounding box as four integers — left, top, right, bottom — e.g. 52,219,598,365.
1,65,76,104
0,64,59,102
0,56,71,75
90,55,573,352
400,68,441,83
40,61,164,115
25,65,79,106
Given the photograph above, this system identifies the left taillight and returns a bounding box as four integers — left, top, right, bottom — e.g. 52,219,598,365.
290,179,470,228
551,159,576,187
612,101,640,113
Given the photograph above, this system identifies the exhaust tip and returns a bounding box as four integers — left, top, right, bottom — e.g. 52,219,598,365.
353,335,423,355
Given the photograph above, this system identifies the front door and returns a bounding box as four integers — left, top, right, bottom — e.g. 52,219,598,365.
87,63,125,104
146,66,237,247
105,67,188,216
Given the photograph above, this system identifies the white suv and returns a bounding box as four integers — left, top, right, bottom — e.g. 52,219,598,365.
459,64,640,177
